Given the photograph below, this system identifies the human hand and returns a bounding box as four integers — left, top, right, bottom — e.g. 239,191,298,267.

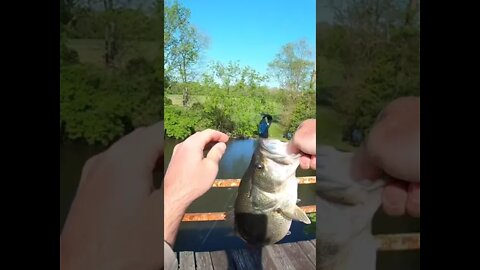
163,129,229,245
60,122,165,270
352,97,420,217
288,119,316,170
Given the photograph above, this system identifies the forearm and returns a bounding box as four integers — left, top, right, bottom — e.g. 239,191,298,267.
164,196,190,246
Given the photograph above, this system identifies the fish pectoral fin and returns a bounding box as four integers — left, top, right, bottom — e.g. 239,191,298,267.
278,206,311,224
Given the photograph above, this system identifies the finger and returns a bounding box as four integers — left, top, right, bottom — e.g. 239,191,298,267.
309,155,316,169
366,97,420,182
406,183,420,217
185,129,229,152
78,153,104,188
102,122,164,197
382,180,408,216
351,144,383,181
141,122,165,168
204,142,227,164
172,142,183,156
109,122,165,171
292,119,316,155
300,156,310,170
287,141,300,155
202,142,227,179
202,141,218,157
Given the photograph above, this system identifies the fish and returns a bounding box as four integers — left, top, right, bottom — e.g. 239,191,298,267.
316,146,387,270
233,138,311,246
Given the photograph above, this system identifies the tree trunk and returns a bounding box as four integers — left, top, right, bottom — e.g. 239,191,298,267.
405,0,417,26
104,0,116,68
181,56,189,107
309,66,316,91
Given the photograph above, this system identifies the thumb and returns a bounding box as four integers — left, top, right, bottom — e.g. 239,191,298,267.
199,142,227,184
204,142,227,166
287,140,300,155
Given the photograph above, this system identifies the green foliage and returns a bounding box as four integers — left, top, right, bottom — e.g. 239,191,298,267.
317,0,419,145
60,33,79,66
208,61,269,91
164,104,200,139
66,8,157,40
164,0,206,83
304,213,316,234
268,39,315,92
60,59,162,145
284,90,316,134
164,61,282,140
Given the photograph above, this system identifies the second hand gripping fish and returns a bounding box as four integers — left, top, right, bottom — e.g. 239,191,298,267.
234,138,311,246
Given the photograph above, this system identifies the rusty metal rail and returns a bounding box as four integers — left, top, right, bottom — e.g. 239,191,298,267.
182,205,316,222
212,176,316,188
376,233,420,251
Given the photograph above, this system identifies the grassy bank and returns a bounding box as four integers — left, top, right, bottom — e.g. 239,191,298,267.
166,94,206,106
269,122,287,141
317,105,356,152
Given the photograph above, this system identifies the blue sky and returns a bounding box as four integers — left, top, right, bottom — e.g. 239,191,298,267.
179,0,316,87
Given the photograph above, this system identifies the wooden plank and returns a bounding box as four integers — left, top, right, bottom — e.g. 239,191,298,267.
278,242,315,270
309,239,316,247
195,252,213,270
230,248,262,270
263,244,296,270
261,245,280,270
212,177,316,188
210,250,233,270
297,241,316,266
182,205,316,222
179,251,195,270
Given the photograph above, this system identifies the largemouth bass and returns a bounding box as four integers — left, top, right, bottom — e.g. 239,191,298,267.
316,146,386,270
233,138,311,246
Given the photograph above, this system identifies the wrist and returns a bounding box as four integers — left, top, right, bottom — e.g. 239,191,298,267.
164,195,190,246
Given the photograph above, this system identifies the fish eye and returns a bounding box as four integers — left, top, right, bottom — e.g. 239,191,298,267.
255,163,264,170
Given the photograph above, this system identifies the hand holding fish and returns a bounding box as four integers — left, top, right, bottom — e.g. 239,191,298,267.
352,96,420,217
288,118,316,170
164,129,229,246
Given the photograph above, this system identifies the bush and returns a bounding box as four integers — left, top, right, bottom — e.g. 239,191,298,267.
60,61,162,145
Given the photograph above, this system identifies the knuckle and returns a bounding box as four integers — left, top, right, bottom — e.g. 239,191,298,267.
81,153,102,175
133,127,147,135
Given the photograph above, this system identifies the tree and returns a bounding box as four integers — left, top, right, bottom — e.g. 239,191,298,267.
268,39,315,92
164,0,206,106
208,61,268,93
317,0,419,144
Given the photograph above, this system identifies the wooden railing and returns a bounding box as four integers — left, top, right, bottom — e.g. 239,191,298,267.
181,177,420,251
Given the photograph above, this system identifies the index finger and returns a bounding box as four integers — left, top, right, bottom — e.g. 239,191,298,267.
184,129,229,151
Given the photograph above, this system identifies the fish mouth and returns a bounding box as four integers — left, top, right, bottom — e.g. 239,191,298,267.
258,138,300,165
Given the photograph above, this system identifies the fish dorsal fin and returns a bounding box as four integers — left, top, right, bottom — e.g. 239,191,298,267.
277,205,311,224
